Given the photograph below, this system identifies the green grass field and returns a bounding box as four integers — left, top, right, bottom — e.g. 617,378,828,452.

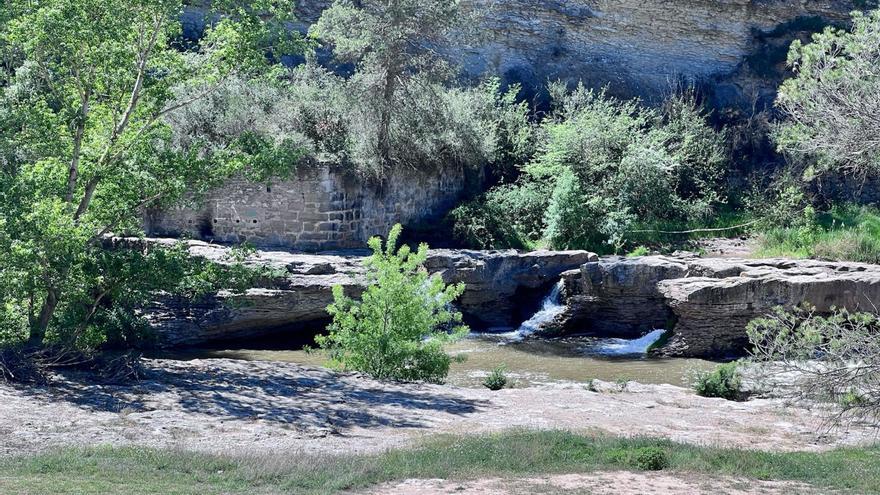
1,430,878,494
756,205,880,263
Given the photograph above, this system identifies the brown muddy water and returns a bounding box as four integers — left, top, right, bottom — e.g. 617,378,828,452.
160,333,716,389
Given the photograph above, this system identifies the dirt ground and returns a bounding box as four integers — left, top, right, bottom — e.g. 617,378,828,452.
0,358,874,459
366,472,824,495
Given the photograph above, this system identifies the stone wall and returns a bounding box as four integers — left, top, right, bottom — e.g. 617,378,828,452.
146,165,470,250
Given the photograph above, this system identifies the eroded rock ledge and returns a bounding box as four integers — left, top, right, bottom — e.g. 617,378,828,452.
146,240,597,346
551,256,880,358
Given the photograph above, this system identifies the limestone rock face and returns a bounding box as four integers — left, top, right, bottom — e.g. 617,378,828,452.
425,249,599,328
183,1,855,111
291,0,854,109
550,256,880,358
147,240,596,346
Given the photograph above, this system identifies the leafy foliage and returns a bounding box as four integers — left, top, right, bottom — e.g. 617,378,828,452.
308,0,509,176
316,225,468,383
177,65,529,180
631,446,669,471
693,362,743,401
0,0,303,350
482,364,508,391
774,10,880,177
748,306,880,426
452,85,729,252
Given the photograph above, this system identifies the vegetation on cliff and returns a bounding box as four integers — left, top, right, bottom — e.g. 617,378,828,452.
452,86,728,252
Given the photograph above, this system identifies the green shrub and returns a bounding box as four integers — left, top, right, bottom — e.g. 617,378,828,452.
544,168,619,251
449,181,546,250
316,225,468,383
774,10,880,176
633,446,669,471
607,445,669,471
0,301,28,347
453,84,729,252
693,362,743,400
627,246,651,257
170,67,527,181
483,365,508,391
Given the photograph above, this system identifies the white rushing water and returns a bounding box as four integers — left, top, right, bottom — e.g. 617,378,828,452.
512,281,565,339
589,329,667,356
492,281,666,356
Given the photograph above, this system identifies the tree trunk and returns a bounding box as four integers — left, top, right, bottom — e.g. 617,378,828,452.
377,67,396,167
28,288,59,348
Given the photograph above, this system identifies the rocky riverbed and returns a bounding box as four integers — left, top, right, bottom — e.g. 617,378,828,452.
0,358,874,458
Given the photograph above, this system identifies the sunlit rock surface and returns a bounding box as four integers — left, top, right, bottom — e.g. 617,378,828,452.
551,256,880,358
146,240,596,346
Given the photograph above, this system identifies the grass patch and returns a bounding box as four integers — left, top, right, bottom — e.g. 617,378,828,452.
1,431,879,494
756,204,880,263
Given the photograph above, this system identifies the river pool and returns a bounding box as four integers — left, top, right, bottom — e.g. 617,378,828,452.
159,332,716,389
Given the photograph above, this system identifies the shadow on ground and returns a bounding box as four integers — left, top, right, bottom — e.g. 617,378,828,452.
17,359,491,433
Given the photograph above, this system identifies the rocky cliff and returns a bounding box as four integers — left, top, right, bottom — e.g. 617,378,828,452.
181,1,860,109
286,0,859,109
147,241,880,358
146,240,596,345
551,255,880,358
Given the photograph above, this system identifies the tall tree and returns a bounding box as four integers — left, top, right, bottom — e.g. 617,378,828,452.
774,9,880,178
310,0,466,172
0,0,304,348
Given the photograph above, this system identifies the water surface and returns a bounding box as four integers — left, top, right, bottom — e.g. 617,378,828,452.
161,332,715,388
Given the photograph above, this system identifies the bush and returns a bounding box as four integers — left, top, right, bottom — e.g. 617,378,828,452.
453,84,729,253
607,445,669,471
748,306,880,426
449,181,546,250
316,225,468,383
169,67,528,181
693,362,742,400
483,365,508,391
774,10,880,176
627,246,651,257
633,446,669,471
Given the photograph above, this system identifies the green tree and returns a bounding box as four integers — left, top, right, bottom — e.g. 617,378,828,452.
748,306,880,426
310,0,468,172
774,9,880,177
454,84,728,253
316,225,468,383
0,0,304,349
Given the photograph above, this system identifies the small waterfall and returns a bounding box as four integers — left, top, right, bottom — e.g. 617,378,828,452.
590,329,666,356
514,281,565,338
